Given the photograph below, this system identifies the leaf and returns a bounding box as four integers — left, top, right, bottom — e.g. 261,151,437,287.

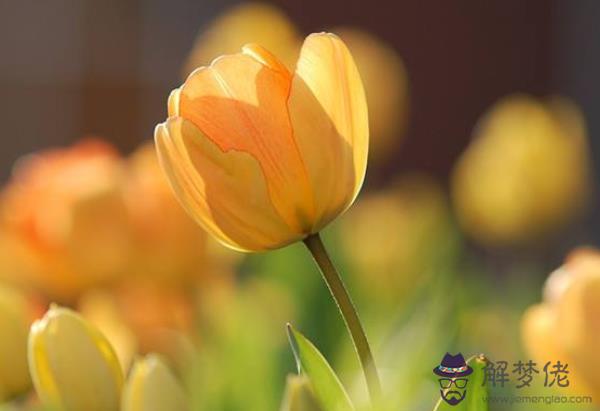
287,324,355,411
433,355,489,411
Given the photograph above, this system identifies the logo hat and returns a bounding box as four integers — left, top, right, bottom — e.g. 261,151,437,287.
433,353,473,378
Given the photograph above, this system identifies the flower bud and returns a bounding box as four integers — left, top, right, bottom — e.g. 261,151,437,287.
28,306,123,411
122,354,188,411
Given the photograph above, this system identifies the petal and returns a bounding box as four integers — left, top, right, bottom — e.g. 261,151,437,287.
167,88,181,117
177,47,315,234
288,33,369,230
155,117,301,252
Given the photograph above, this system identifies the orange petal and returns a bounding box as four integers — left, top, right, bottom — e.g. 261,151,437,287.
288,33,369,230
155,117,300,252
177,47,315,234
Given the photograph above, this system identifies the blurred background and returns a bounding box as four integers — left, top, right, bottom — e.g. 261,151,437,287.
1,1,600,410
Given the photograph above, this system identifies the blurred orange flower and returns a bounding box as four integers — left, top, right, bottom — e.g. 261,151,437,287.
0,139,130,302
0,139,240,303
452,94,591,247
522,248,600,397
157,33,368,252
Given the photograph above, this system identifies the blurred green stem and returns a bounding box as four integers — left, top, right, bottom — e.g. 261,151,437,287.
303,233,382,405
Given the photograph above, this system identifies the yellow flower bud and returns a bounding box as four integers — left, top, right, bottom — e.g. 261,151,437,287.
122,354,188,411
279,375,322,411
28,306,123,411
0,286,32,400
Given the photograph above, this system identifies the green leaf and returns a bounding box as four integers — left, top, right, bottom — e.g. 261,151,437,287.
287,324,355,411
433,355,489,411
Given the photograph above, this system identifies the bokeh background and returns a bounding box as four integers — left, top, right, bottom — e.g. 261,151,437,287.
1,1,600,410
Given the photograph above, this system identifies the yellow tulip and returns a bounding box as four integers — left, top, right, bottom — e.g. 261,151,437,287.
122,354,188,411
279,375,322,411
0,286,33,400
452,94,591,246
28,306,123,411
156,33,368,252
521,248,600,397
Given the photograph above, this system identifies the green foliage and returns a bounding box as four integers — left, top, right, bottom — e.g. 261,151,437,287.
286,325,355,411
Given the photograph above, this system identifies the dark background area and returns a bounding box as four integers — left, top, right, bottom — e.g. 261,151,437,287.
0,0,598,186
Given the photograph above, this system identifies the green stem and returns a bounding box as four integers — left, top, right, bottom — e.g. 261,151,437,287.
303,232,382,405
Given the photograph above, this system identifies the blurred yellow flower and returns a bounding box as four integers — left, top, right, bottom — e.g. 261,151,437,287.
122,354,188,411
0,285,36,400
156,33,368,252
339,174,454,304
522,248,600,397
452,94,591,247
0,139,130,302
183,3,301,75
28,306,123,411
334,28,409,164
279,374,322,411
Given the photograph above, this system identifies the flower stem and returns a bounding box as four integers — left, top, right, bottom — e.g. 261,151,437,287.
303,232,382,405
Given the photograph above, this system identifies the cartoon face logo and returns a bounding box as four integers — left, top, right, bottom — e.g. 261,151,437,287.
433,353,473,406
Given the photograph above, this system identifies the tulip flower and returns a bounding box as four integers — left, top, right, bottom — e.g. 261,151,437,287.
156,33,367,252
522,248,600,397
28,306,123,411
122,354,188,411
155,33,380,403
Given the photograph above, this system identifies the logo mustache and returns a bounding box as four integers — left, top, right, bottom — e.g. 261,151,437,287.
441,389,466,405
